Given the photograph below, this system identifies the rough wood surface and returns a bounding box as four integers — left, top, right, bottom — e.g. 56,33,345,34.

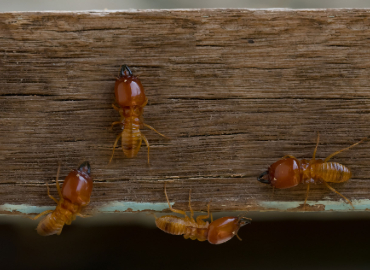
1,9,370,214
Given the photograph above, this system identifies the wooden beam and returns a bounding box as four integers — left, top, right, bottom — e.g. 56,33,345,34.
1,9,370,215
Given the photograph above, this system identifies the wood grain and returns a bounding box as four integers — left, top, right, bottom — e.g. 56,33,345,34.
1,9,370,214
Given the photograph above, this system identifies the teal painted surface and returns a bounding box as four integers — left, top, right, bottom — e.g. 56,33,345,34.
98,201,172,212
0,201,173,214
259,199,370,211
0,204,54,214
1,199,369,214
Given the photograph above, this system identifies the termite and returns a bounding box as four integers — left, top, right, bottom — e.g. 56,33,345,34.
110,65,167,164
32,162,93,236
155,184,251,244
257,133,368,209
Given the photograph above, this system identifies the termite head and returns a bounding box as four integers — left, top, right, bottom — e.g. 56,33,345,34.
61,161,93,206
258,158,300,189
115,65,146,107
207,216,251,245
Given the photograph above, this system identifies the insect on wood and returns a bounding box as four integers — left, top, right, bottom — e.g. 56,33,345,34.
155,184,251,244
32,162,93,236
257,133,368,209
110,65,168,164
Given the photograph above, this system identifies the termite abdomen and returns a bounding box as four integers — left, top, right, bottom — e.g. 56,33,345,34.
155,215,188,235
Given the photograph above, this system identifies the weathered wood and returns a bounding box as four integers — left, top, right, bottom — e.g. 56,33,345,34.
1,9,370,215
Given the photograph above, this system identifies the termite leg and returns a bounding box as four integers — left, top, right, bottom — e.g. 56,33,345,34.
30,210,53,220
235,214,251,241
281,155,297,159
324,137,368,163
235,233,243,241
54,164,63,200
196,202,211,223
142,97,148,107
303,183,310,210
112,104,120,111
112,104,125,118
142,134,150,164
143,123,170,139
312,132,320,161
322,181,354,209
110,121,122,130
31,164,62,220
136,136,143,156
188,189,195,222
56,227,63,235
164,183,187,217
148,212,157,220
76,213,91,218
109,132,122,163
47,184,59,204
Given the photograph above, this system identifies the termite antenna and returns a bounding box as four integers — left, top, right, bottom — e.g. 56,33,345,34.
238,215,252,226
120,65,133,77
324,136,369,163
257,171,270,184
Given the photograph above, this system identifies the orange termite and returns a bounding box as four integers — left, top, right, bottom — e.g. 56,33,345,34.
32,162,93,236
257,133,368,209
110,65,167,164
155,184,251,244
